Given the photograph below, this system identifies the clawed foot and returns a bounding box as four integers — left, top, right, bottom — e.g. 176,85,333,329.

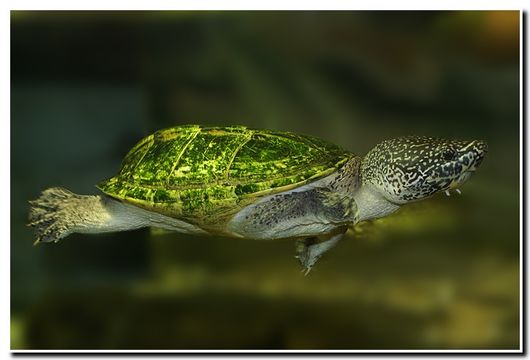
295,233,344,276
295,238,318,276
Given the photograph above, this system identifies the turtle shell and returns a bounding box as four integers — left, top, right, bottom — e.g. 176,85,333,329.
98,125,353,220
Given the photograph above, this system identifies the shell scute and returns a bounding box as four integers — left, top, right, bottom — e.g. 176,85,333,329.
129,125,201,184
169,130,250,186
98,125,353,219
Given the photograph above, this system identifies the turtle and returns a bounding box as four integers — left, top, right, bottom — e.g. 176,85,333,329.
28,125,488,274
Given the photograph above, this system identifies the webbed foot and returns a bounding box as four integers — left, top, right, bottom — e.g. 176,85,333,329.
28,187,105,245
28,188,76,244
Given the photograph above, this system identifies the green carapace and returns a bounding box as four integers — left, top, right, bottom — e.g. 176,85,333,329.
98,125,351,221
29,125,488,274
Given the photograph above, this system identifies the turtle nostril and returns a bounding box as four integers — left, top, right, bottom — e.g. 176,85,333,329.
461,139,487,153
473,140,488,153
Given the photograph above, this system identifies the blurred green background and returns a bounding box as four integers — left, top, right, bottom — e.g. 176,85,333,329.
11,11,520,350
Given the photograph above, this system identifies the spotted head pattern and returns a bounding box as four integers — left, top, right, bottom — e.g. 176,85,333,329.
361,136,487,204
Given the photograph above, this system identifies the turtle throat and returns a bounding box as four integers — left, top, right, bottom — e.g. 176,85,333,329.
353,184,400,222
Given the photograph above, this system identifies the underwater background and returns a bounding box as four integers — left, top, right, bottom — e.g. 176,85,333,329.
11,11,520,350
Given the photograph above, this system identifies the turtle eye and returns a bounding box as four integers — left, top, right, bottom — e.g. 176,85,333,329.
441,149,456,161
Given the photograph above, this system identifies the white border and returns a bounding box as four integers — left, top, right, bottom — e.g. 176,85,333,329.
519,8,525,354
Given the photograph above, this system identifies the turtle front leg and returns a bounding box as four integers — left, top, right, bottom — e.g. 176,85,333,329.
296,231,345,275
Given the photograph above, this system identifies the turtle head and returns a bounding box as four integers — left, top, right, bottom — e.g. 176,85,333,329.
361,136,487,204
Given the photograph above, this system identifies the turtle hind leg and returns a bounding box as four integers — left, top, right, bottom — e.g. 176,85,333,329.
28,187,111,244
28,187,205,245
29,187,75,244
296,231,345,275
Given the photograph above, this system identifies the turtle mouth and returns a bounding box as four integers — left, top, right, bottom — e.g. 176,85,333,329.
448,170,473,190
447,146,484,188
